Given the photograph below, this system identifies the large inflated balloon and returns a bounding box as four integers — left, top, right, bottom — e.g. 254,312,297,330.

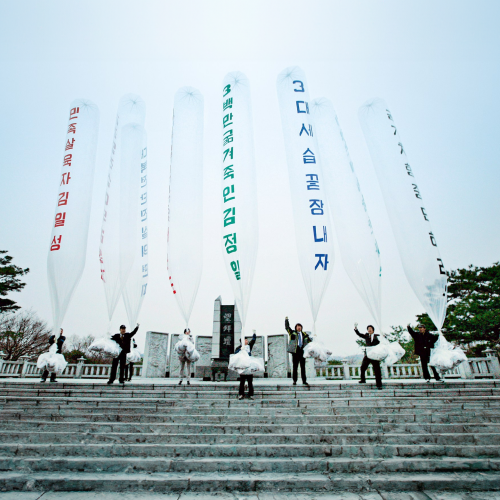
47,99,99,333
167,87,204,327
358,98,447,330
276,67,335,332
99,94,146,328
311,98,382,328
220,72,259,341
122,130,149,327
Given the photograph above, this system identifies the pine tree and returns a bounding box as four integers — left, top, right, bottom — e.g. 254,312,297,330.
0,251,30,313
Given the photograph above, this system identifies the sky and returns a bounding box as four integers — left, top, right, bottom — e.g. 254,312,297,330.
0,0,499,357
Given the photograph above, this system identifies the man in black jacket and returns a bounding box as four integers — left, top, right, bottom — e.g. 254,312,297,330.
124,340,138,382
40,328,65,383
107,323,139,385
407,324,443,383
235,332,257,400
355,323,383,389
285,317,311,387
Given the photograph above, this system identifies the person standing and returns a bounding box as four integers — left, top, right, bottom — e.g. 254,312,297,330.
285,317,311,387
407,323,444,383
40,328,65,383
124,340,138,382
178,328,194,386
354,323,383,390
107,323,139,385
235,331,257,400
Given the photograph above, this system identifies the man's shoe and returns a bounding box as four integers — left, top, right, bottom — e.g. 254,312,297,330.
107,381,113,385
238,395,244,400
303,382,310,387
377,386,383,390
425,379,431,383
40,379,46,383
293,382,297,386
187,380,190,386
358,380,366,384
50,380,58,383
178,380,183,385
437,379,445,383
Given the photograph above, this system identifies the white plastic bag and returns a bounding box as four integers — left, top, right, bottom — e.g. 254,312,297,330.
186,348,200,363
46,353,68,375
229,350,251,373
381,336,406,366
127,347,142,363
303,340,333,362
430,334,467,371
89,337,122,358
366,343,389,362
175,336,195,357
239,356,265,375
36,352,52,370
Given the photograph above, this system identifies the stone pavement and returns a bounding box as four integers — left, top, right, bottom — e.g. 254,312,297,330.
1,491,499,499
0,379,499,494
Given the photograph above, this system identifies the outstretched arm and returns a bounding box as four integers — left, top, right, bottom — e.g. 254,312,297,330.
407,325,416,339
249,332,257,349
354,328,366,340
130,325,139,337
285,317,293,336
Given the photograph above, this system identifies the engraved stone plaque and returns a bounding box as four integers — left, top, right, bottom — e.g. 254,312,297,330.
169,334,181,378
142,331,169,378
195,336,212,378
267,334,289,378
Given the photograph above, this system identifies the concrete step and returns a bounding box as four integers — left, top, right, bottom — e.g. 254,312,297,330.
0,470,499,492
3,411,499,425
2,420,499,435
2,456,500,474
4,443,500,459
2,431,499,446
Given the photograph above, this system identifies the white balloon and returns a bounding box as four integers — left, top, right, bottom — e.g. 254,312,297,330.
358,98,447,330
47,99,99,333
276,67,335,331
311,98,382,328
167,87,204,327
122,130,149,327
220,72,259,341
99,94,146,328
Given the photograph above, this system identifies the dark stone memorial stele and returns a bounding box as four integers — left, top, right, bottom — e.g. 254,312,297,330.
220,305,235,360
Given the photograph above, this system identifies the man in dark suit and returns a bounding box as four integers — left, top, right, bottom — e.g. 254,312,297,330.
40,328,65,383
235,332,257,400
124,340,138,382
285,317,311,387
355,323,383,389
107,323,139,385
407,324,443,383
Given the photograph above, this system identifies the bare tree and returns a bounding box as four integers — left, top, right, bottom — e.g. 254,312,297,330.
0,310,51,361
65,334,114,364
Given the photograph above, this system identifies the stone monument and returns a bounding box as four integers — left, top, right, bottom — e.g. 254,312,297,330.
195,336,212,378
142,331,169,378
267,334,290,378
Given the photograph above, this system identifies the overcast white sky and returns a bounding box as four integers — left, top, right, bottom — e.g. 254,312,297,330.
1,1,499,356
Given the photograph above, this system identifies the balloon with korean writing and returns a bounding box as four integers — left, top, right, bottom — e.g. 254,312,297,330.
276,67,335,332
99,94,146,329
47,99,99,333
358,98,447,330
167,87,204,327
311,98,382,328
122,130,149,327
220,72,259,342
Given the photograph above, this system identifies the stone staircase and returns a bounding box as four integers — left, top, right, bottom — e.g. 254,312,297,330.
0,379,499,495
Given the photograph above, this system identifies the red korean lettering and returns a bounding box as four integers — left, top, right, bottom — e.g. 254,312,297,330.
65,138,75,151
69,107,79,120
54,213,66,227
63,154,72,167
67,123,76,134
58,192,69,206
60,172,71,185
50,235,62,251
